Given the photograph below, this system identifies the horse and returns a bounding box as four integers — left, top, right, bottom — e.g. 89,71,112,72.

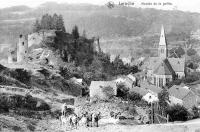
78,113,87,127
69,114,79,129
60,115,68,126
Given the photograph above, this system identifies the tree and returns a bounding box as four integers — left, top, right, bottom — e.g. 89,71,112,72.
166,105,188,121
34,14,66,32
52,13,59,30
82,30,87,38
127,91,142,101
183,72,200,83
158,88,169,115
192,106,199,119
72,25,79,39
56,15,66,32
33,19,41,32
169,46,185,58
187,48,197,56
40,14,52,30
116,84,129,99
113,55,124,74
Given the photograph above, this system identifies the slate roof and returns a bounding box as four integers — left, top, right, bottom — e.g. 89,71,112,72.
168,58,185,72
168,85,190,100
90,81,117,90
129,86,148,96
140,81,162,94
142,57,161,70
153,59,175,75
143,57,184,75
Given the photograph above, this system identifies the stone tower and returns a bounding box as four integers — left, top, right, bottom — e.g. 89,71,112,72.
158,25,167,59
17,34,28,63
7,48,13,63
93,37,101,53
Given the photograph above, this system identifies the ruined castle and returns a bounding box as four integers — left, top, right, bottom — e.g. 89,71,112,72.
7,31,101,64
8,34,28,64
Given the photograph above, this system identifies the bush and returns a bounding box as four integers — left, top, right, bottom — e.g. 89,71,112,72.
183,72,200,83
166,105,188,121
187,48,197,56
102,86,115,100
192,106,199,119
166,79,182,88
0,94,50,112
117,84,129,99
127,91,142,101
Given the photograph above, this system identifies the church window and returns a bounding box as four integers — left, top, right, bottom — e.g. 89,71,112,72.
159,78,163,87
166,78,170,84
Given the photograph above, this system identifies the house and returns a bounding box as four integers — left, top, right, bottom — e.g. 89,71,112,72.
89,81,117,100
142,25,185,88
130,81,161,103
70,77,83,85
115,75,135,89
129,86,148,97
169,95,183,106
168,85,199,109
127,73,136,82
140,81,162,94
142,92,159,104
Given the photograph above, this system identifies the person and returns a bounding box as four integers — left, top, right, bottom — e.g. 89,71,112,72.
86,113,93,127
61,103,67,116
92,112,101,127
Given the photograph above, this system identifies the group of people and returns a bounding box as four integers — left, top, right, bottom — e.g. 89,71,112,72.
60,103,101,129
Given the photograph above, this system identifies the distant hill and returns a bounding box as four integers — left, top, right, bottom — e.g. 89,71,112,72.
1,2,200,58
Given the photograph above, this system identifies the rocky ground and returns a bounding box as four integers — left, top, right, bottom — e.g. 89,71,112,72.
1,113,200,132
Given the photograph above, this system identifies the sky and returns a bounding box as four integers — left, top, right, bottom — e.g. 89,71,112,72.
0,0,200,13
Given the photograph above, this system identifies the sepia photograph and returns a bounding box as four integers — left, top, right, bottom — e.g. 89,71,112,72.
0,0,200,131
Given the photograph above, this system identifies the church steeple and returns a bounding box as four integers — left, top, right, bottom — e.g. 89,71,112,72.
158,25,168,59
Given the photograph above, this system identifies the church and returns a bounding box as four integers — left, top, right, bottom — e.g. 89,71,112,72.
142,25,185,88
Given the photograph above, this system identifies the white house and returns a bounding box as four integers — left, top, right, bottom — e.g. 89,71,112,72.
142,92,159,104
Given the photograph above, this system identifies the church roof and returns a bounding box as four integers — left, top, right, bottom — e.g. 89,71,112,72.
142,57,185,74
168,58,185,72
153,59,175,75
141,57,161,70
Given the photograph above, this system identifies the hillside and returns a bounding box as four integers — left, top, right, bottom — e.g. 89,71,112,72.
0,2,200,43
1,2,200,60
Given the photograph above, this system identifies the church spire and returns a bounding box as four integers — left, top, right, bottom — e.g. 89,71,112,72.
159,25,167,46
158,25,168,59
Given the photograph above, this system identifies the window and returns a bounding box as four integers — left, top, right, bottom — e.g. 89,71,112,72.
166,78,170,84
161,49,164,53
154,77,156,85
159,78,163,87
22,42,24,46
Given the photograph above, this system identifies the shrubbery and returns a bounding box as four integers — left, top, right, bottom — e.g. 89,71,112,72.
117,84,129,99
166,105,188,121
0,94,50,112
102,86,115,100
1,68,31,86
127,91,142,101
